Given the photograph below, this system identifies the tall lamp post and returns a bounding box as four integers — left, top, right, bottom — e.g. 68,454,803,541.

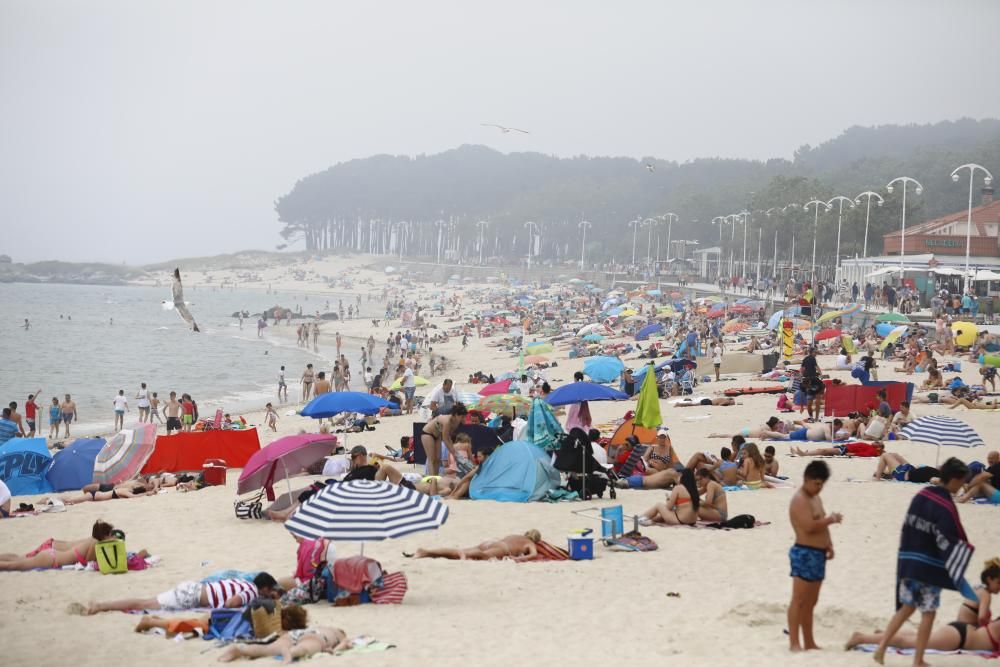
643,217,657,267
661,212,679,262
738,210,751,279
524,220,539,271
854,191,884,259
826,195,856,283
578,220,591,271
951,163,994,294
476,220,488,265
803,200,831,283
711,216,729,280
629,218,641,266
434,219,446,264
725,214,740,277
886,177,923,279
397,221,408,260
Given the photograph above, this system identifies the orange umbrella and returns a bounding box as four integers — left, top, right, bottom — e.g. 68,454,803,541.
524,354,549,365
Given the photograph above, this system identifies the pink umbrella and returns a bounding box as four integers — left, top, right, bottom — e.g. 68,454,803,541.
238,433,339,500
93,424,157,485
478,378,514,396
814,328,843,342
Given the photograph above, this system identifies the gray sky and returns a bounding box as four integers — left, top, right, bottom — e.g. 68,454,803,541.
2,0,997,264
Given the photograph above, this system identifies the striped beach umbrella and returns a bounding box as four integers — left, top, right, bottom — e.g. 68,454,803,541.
284,480,449,542
93,424,157,485
477,393,533,417
901,416,984,448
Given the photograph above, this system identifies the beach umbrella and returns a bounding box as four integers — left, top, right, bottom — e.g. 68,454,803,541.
238,433,338,499
576,323,604,337
619,309,638,317
388,375,430,390
523,398,564,451
636,323,663,340
901,416,984,465
93,424,157,485
284,480,449,543
646,289,662,296
722,320,749,334
477,393,533,417
584,355,625,383
524,342,554,354
606,306,625,316
583,333,605,343
301,392,392,418
951,321,978,347
814,328,842,342
706,309,727,319
545,381,629,406
878,324,909,351
730,304,754,314
767,311,785,329
478,378,514,396
524,354,549,365
455,391,481,407
46,438,105,492
0,438,54,495
568,278,585,285
633,366,662,429
876,312,910,324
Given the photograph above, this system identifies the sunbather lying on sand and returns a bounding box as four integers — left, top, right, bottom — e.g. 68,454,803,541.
0,520,114,571
709,417,799,440
375,463,459,496
410,530,542,561
46,482,154,505
84,572,282,614
791,441,883,458
218,626,350,664
673,397,736,407
845,616,1000,653
872,449,939,483
135,604,307,638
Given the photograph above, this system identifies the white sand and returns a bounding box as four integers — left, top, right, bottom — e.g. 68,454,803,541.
2,257,998,667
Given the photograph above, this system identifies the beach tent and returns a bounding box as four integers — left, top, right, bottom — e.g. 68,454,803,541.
46,438,105,492
584,356,625,383
608,417,658,446
469,440,561,502
0,437,54,495
823,381,913,417
141,428,261,474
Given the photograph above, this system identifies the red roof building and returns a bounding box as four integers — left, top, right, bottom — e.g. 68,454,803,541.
883,187,1000,257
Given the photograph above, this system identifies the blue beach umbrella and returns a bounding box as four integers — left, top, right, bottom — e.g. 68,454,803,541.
584,356,625,383
636,323,663,341
0,437,54,495
582,333,605,342
301,392,392,418
545,381,629,407
46,438,105,492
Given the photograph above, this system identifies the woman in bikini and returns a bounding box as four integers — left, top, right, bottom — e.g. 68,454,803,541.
846,617,1000,654
639,468,699,526
956,559,1000,627
738,442,769,489
419,403,467,476
696,468,728,522
643,428,680,473
218,626,350,663
412,530,542,562
0,520,114,570
47,482,153,505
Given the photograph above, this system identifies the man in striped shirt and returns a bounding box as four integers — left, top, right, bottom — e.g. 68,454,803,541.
85,572,280,614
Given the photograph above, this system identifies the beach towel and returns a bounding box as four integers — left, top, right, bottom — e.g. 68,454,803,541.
851,644,997,658
652,518,771,530
370,571,407,604
604,531,657,552
529,540,570,561
897,485,977,607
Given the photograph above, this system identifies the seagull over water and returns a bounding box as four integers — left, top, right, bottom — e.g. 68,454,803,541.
481,123,530,134
171,268,200,332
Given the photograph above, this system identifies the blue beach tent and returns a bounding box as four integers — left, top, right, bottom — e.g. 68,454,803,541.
469,440,561,502
0,437,54,495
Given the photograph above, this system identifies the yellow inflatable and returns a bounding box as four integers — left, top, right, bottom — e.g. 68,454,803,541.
952,321,978,347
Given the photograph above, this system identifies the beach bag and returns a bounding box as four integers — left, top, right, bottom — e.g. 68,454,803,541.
204,608,254,641
234,497,263,520
566,474,607,500
720,514,756,529
249,598,282,638
95,539,128,574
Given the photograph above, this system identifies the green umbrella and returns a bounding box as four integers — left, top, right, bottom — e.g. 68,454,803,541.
633,363,662,429
876,312,910,324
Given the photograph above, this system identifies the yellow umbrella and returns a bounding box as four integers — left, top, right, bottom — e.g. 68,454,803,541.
619,309,638,317
952,321,978,347
389,375,430,390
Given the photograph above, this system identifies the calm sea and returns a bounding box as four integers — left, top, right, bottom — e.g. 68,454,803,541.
0,282,367,437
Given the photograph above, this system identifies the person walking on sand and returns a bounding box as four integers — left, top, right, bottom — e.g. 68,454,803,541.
112,390,129,431
311,322,319,352
335,332,342,357
60,394,78,437
148,392,163,424
180,394,195,432
301,364,315,402
712,338,723,382
278,366,288,403
163,391,181,434
264,403,278,432
135,382,151,423
787,460,842,652
23,391,40,437
48,397,62,438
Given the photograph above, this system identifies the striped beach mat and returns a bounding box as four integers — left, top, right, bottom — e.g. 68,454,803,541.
371,571,407,604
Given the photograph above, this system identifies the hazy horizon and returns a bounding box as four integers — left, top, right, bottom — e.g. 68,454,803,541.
2,0,999,264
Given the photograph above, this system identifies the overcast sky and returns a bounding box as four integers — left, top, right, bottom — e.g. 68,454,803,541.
2,0,998,264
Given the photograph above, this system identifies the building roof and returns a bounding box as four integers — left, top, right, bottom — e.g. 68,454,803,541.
883,197,1000,239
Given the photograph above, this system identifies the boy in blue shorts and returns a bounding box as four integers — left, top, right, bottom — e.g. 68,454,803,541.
787,460,843,651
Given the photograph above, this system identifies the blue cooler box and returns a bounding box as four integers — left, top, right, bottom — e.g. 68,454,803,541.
567,535,594,560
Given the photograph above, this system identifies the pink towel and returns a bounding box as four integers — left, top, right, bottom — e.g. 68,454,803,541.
294,538,329,581
332,555,382,594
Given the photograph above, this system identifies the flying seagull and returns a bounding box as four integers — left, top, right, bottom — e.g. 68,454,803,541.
481,123,530,134
171,268,200,332
644,162,656,172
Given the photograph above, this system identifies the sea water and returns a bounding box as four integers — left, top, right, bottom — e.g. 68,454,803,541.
0,282,369,437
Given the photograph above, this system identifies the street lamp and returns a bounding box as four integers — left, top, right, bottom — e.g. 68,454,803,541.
803,200,831,283
434,219,446,264
783,203,800,269
578,220,592,271
476,220,488,265
643,217,657,267
660,212,678,262
628,218,641,266
397,221,408,260
725,213,740,277
711,216,730,280
524,220,539,271
737,210,751,279
886,177,923,278
854,191,884,259
951,163,994,294
826,195,856,282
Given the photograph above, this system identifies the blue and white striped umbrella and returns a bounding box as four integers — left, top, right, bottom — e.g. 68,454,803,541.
284,480,449,542
901,416,984,448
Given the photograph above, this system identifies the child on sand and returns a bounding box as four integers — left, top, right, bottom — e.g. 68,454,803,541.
265,403,278,432
787,461,842,651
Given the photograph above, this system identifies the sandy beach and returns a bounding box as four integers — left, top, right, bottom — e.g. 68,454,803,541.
2,256,998,667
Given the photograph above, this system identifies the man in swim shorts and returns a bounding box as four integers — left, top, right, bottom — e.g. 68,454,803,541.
60,394,77,437
163,391,182,434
